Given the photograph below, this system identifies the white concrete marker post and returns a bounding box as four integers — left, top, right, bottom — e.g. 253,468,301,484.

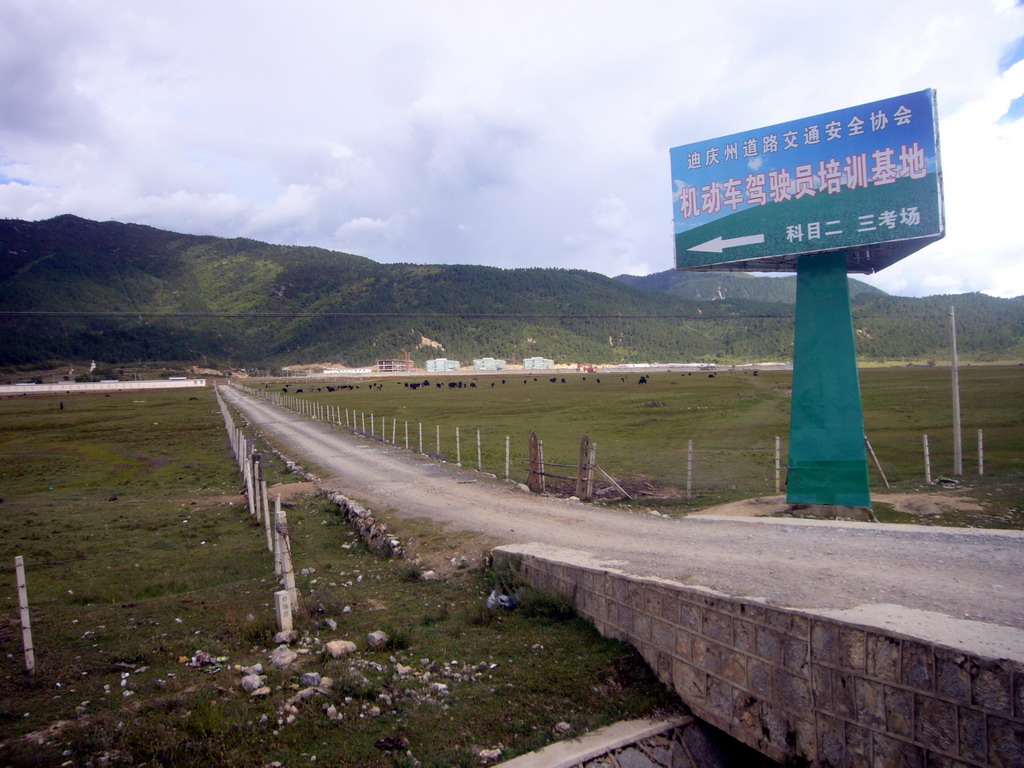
15,556,34,675
505,435,510,481
273,495,283,576
260,473,272,552
274,589,293,633
456,427,462,466
477,430,482,471
924,434,932,485
277,508,298,608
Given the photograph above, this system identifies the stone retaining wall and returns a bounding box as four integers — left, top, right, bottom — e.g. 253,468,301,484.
493,544,1024,768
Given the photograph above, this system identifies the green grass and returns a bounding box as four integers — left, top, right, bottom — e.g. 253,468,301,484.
0,388,681,767
258,365,1024,520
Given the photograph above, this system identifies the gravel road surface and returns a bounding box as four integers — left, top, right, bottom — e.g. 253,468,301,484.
221,386,1024,659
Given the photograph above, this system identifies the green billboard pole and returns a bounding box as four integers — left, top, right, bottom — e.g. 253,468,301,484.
787,251,870,507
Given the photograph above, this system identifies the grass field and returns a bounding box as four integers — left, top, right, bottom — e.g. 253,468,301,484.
0,389,683,767
1,365,1020,766
259,365,1024,525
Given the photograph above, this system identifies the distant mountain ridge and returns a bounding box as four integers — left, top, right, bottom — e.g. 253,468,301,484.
1,215,1021,368
613,269,886,304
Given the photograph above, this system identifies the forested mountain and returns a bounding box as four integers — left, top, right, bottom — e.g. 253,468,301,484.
1,215,1021,369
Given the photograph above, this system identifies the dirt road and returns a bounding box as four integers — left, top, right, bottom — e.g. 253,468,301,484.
221,386,1024,658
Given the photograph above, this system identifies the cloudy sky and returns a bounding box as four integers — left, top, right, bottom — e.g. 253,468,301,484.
1,1,1022,297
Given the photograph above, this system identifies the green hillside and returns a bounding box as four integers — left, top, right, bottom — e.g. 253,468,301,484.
0,215,1020,369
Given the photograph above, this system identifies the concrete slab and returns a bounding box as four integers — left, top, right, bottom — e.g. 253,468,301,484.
494,717,692,768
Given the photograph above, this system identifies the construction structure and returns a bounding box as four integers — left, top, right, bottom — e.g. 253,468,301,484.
425,358,461,372
376,350,414,374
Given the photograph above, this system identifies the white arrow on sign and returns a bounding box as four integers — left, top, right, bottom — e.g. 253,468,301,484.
688,233,765,254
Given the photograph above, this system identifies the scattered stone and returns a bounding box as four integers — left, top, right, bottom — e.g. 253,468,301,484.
273,630,298,645
241,663,264,676
420,570,437,580
251,686,271,697
316,677,334,694
553,721,572,735
395,663,412,676
367,630,389,649
324,618,337,631
325,704,339,720
325,640,357,658
368,705,381,717
269,645,299,668
240,674,265,692
300,672,321,687
478,748,503,762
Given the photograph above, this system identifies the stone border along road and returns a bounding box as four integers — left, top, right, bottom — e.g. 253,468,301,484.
219,385,1024,662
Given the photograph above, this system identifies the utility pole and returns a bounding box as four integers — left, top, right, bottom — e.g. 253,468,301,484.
950,306,962,475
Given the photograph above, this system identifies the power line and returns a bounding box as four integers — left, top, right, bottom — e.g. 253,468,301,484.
0,310,792,320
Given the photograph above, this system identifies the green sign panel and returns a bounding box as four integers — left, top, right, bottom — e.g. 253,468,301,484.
670,89,944,273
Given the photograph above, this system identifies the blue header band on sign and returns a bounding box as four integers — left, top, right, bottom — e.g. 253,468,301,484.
669,89,944,273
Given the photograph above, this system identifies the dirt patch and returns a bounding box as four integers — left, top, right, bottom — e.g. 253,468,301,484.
873,491,984,516
693,496,791,517
696,491,985,518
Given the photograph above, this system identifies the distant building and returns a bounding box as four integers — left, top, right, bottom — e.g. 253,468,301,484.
523,356,554,370
377,359,413,373
426,358,460,372
472,357,507,371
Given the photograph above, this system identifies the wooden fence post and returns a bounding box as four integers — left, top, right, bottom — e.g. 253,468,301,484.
392,418,397,445
436,425,440,456
527,431,541,491
477,430,482,471
15,556,34,675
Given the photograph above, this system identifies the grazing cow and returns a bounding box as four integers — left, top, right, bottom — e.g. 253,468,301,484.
560,378,566,384
549,377,556,383
491,382,495,387
596,378,600,383
470,382,477,388
708,373,716,378
638,376,648,384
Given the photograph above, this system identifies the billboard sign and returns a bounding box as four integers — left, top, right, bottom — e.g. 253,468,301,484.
670,89,944,272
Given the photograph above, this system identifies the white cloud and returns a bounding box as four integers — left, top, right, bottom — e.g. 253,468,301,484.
0,0,1022,297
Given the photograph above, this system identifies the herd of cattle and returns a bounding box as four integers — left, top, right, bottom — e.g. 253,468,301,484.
270,373,712,394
